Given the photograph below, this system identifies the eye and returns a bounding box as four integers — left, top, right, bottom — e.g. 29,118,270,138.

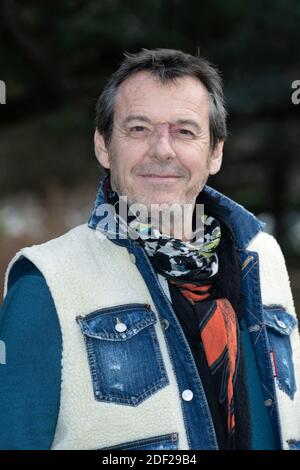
179,129,194,136
129,126,147,132
176,128,195,140
127,126,151,138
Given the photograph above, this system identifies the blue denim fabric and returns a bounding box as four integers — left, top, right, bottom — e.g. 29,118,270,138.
263,306,297,399
85,174,292,449
76,304,168,406
100,432,179,450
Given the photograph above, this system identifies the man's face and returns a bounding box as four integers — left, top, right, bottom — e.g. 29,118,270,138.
95,71,223,208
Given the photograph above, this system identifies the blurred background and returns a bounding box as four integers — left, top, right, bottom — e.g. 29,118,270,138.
0,0,299,312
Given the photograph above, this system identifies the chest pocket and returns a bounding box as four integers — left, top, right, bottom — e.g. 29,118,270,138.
76,303,169,406
263,306,298,399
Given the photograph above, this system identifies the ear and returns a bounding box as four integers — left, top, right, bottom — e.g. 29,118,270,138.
94,130,110,169
208,140,224,175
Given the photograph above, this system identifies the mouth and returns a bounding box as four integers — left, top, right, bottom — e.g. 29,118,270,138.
139,174,182,180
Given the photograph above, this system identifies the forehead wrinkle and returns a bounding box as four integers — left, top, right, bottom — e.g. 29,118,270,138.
119,99,208,123
114,73,210,128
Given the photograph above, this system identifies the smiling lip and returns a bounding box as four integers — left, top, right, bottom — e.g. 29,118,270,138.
139,174,181,179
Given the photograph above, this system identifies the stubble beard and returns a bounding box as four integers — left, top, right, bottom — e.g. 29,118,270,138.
109,167,209,240
108,153,208,210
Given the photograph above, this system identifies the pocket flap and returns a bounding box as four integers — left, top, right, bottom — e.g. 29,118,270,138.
99,432,178,450
76,303,156,341
263,307,298,335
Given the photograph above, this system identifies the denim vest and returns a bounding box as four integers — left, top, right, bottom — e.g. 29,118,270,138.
86,175,300,450
4,176,300,450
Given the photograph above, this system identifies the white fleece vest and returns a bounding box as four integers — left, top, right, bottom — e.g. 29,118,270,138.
4,224,189,450
4,224,300,449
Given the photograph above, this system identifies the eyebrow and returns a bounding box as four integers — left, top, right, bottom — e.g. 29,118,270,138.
123,115,153,126
122,115,202,134
175,119,202,134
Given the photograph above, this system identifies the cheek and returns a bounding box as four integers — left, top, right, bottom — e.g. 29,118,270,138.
114,153,141,185
125,145,149,172
181,154,206,178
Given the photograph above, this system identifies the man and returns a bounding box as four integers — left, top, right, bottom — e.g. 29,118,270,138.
0,48,300,450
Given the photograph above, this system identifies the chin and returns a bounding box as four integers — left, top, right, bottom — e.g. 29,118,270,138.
138,197,188,209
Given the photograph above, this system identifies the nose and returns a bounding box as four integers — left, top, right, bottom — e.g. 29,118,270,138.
149,123,176,161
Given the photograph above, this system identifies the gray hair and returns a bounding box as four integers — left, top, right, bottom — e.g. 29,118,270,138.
95,48,227,150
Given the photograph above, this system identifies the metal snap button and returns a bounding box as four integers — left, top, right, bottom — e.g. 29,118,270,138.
264,399,273,407
276,319,287,329
161,319,169,330
115,321,127,333
249,324,260,332
182,389,193,401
